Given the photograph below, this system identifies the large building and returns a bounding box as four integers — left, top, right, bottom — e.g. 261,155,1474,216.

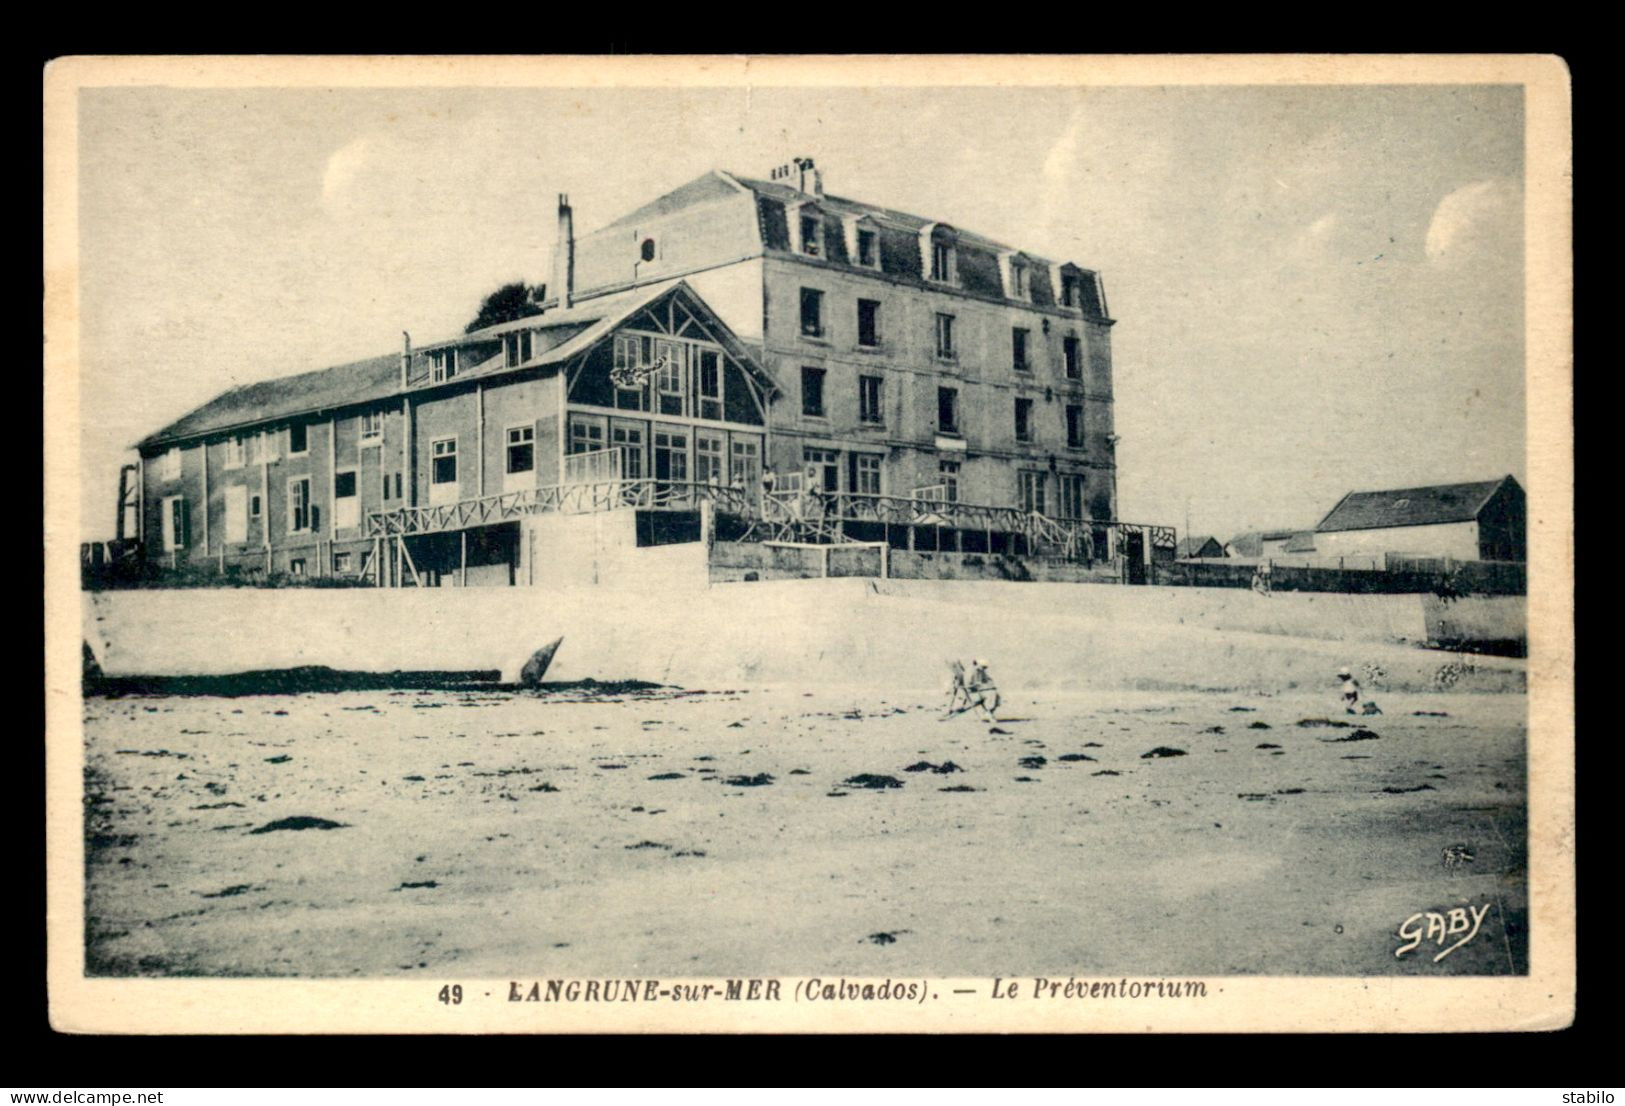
564,160,1119,521
129,159,1159,586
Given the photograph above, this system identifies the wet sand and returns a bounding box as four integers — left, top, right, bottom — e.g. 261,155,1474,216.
83,683,1526,978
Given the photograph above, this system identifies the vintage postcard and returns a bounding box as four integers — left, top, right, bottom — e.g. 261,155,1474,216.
44,54,1573,1034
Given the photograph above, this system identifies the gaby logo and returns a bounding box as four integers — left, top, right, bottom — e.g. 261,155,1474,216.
1394,902,1493,962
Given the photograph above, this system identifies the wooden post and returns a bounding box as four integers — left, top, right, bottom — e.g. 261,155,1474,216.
460,530,468,587
476,384,485,497
200,443,210,567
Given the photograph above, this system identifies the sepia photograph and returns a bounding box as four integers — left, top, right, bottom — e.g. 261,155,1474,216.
44,54,1573,1033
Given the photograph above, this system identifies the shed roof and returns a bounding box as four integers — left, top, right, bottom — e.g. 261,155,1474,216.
1315,477,1517,533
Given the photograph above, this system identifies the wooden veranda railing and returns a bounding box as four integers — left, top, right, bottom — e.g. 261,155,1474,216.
364,479,1174,565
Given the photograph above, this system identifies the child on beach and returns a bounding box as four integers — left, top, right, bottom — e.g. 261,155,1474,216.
1338,665,1384,715
967,659,1001,724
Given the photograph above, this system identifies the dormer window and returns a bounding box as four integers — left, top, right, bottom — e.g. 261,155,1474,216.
1061,274,1081,308
800,214,822,257
857,228,878,268
504,330,533,368
922,223,960,285
1011,262,1030,300
432,349,458,383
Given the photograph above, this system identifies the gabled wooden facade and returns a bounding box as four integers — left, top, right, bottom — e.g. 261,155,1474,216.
136,282,774,584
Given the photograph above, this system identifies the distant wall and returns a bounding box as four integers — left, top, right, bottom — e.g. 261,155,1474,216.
1315,521,1480,561
708,543,1124,584
1158,558,1525,597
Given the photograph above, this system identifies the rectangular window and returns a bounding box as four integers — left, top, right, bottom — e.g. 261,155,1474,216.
1015,397,1033,442
1013,327,1030,371
937,386,960,434
653,429,688,483
697,349,723,421
432,349,458,382
730,439,760,487
382,472,392,500
656,340,683,416
288,423,308,455
800,288,824,338
857,299,880,348
696,434,725,485
431,438,457,486
1019,471,1046,515
504,330,533,368
612,424,644,479
1058,474,1085,520
506,426,535,474
333,551,353,574
801,366,826,418
1011,264,1029,299
360,411,384,444
289,558,306,578
162,496,187,552
225,436,246,468
800,215,821,256
1064,336,1082,380
250,493,262,519
857,229,877,268
931,242,952,282
855,454,882,496
859,375,883,424
260,430,279,463
569,418,605,454
803,448,839,493
158,448,181,481
1066,404,1085,449
934,313,956,359
288,477,312,533
334,470,357,498
613,338,647,411
938,460,961,503
1061,276,1080,308
394,473,403,500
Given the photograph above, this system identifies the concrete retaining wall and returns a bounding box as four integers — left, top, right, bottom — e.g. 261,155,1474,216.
84,577,1525,695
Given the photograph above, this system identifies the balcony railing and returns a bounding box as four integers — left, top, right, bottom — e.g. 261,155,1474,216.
365,479,1175,559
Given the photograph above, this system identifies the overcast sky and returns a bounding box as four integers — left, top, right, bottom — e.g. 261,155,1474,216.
74,81,1525,541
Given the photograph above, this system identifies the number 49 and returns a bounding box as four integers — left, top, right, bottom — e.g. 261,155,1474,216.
438,984,463,1005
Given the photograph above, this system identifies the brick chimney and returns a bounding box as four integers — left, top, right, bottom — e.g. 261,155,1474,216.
771,157,823,198
554,194,575,309
400,331,411,389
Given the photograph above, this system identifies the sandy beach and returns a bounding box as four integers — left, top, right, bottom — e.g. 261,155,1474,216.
82,680,1526,978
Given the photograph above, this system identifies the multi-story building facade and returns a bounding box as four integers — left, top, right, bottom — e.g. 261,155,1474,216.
567,159,1119,522
130,161,1154,586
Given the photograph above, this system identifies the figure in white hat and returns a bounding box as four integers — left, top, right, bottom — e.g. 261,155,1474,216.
1338,666,1362,715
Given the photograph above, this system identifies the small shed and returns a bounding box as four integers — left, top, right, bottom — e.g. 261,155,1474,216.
1175,535,1226,559
1314,475,1525,562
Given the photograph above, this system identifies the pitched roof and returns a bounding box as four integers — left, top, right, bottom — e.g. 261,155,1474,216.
1282,530,1317,553
724,173,1029,257
1175,535,1224,558
1315,477,1517,533
138,281,769,450
138,352,405,451
600,171,750,231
